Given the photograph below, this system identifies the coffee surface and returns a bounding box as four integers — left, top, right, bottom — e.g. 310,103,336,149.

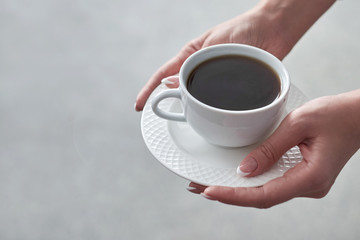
186,55,280,111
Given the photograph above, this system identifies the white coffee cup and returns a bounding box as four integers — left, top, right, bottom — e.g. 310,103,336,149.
151,44,290,147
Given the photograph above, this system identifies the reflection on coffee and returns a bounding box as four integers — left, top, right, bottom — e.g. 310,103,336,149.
186,55,280,111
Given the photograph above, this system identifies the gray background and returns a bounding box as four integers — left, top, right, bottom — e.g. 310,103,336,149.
1,0,360,239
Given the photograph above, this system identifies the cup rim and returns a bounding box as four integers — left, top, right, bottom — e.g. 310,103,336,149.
178,43,290,114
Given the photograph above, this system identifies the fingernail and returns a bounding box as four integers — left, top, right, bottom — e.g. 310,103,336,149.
200,193,217,201
186,186,203,194
186,186,197,192
134,102,143,112
237,157,258,177
134,103,140,112
161,78,176,85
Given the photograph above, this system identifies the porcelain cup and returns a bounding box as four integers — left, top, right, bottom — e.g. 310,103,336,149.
151,44,290,147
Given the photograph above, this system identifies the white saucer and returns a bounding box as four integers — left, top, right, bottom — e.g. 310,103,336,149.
141,84,308,187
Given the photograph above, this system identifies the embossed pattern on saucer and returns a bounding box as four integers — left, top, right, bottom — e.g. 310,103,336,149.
141,84,308,187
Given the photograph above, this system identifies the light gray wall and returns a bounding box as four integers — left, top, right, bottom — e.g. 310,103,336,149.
0,0,359,239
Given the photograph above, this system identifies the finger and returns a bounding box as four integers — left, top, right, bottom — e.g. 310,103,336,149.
204,161,311,208
135,41,200,111
161,75,179,88
237,112,306,177
187,182,207,194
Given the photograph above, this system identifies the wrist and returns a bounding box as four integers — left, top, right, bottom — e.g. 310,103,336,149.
253,0,336,47
336,89,360,145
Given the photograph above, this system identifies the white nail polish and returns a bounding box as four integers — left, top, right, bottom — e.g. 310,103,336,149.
236,166,249,177
200,193,216,201
237,157,257,177
161,78,176,85
134,103,142,112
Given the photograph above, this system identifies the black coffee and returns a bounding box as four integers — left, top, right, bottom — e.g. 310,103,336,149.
186,55,281,111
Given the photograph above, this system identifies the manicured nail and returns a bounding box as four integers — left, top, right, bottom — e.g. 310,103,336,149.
134,103,140,112
161,78,176,85
237,157,258,177
186,186,197,192
186,186,203,194
200,193,217,201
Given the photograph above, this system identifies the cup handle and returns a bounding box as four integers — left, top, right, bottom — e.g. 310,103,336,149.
151,89,186,122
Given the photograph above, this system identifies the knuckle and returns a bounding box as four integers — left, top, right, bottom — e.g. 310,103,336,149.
259,141,278,164
313,189,331,199
308,173,334,199
283,110,309,134
254,188,275,209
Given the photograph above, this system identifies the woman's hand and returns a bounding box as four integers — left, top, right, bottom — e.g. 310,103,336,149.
188,90,360,208
134,0,336,111
135,4,294,111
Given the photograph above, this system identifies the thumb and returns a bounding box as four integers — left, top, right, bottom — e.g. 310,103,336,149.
237,114,304,177
135,40,201,111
